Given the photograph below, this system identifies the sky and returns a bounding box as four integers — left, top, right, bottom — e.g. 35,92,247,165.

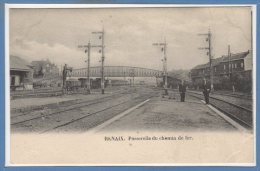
9,6,252,71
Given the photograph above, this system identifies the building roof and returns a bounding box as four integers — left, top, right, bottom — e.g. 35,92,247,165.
221,51,250,62
192,57,223,70
10,55,32,71
168,70,191,81
192,50,250,70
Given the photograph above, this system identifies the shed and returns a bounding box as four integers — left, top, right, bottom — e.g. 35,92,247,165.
10,55,33,90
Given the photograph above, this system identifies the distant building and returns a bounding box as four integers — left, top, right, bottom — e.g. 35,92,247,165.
30,59,61,88
31,59,59,78
10,55,34,90
190,50,252,91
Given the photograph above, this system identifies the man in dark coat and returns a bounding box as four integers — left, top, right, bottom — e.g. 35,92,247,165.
202,78,211,104
178,80,186,102
62,64,68,90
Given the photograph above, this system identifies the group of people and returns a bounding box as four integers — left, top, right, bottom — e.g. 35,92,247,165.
178,78,211,104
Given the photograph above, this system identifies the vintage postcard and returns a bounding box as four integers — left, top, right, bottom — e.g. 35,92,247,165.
5,4,256,166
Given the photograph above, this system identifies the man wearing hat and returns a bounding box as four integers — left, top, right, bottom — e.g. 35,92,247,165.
202,78,211,104
178,80,186,102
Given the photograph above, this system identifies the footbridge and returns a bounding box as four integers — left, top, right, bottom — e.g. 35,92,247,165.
70,66,163,78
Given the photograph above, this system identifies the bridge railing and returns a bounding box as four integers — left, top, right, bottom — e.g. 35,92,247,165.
70,66,163,77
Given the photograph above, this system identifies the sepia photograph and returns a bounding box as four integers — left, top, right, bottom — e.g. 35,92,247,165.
6,4,256,165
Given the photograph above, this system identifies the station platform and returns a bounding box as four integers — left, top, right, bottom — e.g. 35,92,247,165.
98,94,238,132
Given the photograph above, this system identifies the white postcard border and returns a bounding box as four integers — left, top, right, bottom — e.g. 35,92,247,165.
4,4,257,167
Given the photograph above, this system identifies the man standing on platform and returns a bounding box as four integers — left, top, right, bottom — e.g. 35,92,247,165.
202,78,211,104
62,64,68,93
178,80,186,102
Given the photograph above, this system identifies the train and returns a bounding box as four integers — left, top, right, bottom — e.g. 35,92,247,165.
65,78,108,90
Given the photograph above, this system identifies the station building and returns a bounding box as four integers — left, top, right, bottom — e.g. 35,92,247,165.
10,55,34,91
190,50,253,91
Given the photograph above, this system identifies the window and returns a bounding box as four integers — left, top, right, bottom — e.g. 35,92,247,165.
214,67,217,72
235,64,237,68
11,76,15,86
232,64,234,68
224,64,226,70
241,62,244,68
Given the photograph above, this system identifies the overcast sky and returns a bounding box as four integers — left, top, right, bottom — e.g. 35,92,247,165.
9,6,252,71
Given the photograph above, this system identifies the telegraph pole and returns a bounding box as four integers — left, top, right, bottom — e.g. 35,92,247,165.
79,39,104,94
87,42,91,93
153,39,168,95
198,29,214,91
123,71,126,85
228,45,231,79
78,42,92,94
129,69,134,86
92,27,105,94
228,45,235,93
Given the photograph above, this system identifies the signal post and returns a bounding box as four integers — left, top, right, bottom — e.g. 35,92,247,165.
153,39,168,95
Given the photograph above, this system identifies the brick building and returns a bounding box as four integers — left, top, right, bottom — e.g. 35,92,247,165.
190,50,252,91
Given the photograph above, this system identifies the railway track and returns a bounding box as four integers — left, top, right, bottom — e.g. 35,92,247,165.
188,91,253,130
11,88,158,133
42,93,157,133
11,89,63,99
212,92,252,100
12,88,130,117
11,88,136,124
189,90,252,100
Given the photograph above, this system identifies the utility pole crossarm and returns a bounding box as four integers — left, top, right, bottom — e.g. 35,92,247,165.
92,31,103,34
79,45,103,48
152,42,167,48
91,45,103,48
198,33,209,36
198,47,210,50
78,45,88,48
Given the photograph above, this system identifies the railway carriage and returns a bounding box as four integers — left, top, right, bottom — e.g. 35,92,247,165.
65,78,81,91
